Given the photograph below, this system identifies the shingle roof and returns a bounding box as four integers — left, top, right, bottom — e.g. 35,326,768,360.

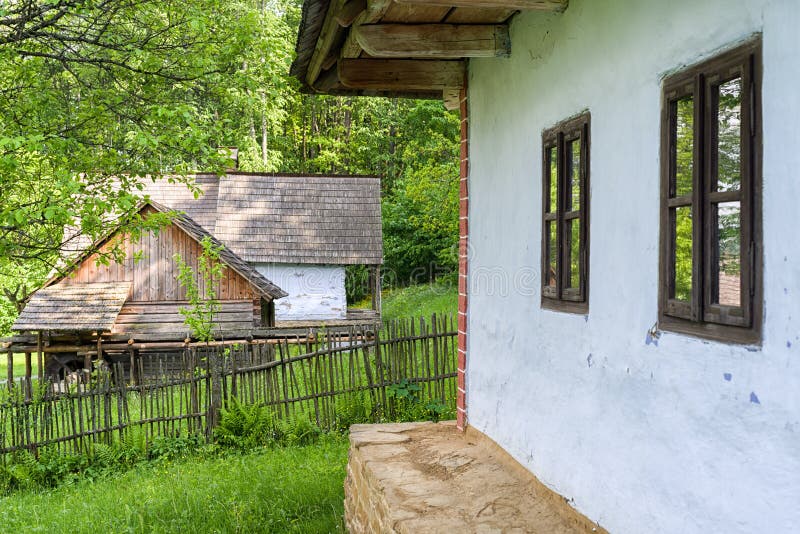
13,282,131,332
152,201,288,300
138,174,219,234
143,173,383,265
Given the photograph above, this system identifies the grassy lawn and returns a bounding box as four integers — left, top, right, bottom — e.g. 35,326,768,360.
0,437,349,533
381,281,457,321
0,353,39,380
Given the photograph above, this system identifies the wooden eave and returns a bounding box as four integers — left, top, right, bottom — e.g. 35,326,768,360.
290,0,568,107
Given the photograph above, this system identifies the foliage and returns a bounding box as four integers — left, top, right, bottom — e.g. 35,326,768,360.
0,430,206,495
0,0,461,335
175,236,224,342
387,378,454,423
214,396,278,449
215,396,321,449
334,392,374,432
0,438,349,533
379,281,457,321
0,0,250,269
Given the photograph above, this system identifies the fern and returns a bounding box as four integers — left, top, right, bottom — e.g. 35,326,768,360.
215,397,277,449
118,426,147,465
92,442,120,468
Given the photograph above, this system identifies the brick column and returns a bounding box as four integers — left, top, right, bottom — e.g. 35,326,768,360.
457,83,469,431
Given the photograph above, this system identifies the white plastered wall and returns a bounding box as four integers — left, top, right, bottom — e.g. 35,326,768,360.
466,1,800,532
254,264,346,321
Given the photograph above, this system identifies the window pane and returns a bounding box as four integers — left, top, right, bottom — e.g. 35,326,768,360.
672,206,693,301
674,96,694,197
715,78,742,192
713,201,742,307
565,139,581,211
564,218,581,290
547,146,557,213
546,220,557,287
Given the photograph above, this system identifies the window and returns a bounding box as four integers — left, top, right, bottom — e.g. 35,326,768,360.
659,39,762,343
542,112,590,313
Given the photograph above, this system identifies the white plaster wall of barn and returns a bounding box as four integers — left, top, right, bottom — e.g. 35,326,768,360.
466,0,800,532
255,264,347,320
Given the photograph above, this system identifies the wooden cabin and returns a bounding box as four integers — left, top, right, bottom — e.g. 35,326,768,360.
137,172,383,327
11,201,287,379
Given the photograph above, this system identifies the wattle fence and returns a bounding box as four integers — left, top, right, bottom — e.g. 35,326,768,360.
0,314,456,456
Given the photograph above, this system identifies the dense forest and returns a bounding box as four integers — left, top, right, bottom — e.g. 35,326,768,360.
0,0,459,334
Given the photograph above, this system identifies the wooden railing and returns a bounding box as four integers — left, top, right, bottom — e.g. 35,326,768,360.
0,314,456,456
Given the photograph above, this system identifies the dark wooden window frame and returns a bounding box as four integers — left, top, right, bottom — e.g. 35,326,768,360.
541,112,590,314
658,38,762,344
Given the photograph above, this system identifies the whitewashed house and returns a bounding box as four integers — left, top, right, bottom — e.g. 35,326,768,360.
143,172,383,325
292,0,799,532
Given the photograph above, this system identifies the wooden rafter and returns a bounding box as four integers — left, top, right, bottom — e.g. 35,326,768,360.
306,0,346,86
338,59,465,91
336,0,367,27
394,0,568,11
353,23,510,58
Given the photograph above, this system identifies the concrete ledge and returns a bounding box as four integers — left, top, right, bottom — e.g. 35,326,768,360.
345,421,607,533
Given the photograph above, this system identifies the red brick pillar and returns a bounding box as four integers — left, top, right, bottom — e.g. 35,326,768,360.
456,83,469,431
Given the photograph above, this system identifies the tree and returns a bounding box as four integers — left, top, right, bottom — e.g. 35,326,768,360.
0,0,257,274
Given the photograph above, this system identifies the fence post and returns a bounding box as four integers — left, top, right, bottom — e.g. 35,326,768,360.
208,347,222,436
374,328,388,417
6,350,13,392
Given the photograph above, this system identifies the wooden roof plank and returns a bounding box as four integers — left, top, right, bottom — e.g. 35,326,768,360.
12,282,132,332
394,0,567,11
339,58,466,91
353,23,510,59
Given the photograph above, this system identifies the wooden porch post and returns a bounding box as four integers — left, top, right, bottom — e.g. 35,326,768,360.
23,351,31,401
36,332,44,383
370,265,382,315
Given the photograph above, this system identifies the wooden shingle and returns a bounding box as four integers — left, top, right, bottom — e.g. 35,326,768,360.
144,173,383,266
13,282,132,332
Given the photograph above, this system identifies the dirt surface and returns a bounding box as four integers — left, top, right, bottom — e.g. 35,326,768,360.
345,422,607,534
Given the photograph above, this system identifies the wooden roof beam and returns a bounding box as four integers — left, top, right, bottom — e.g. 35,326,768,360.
336,0,367,27
394,0,568,12
353,24,510,59
306,0,346,86
338,59,466,91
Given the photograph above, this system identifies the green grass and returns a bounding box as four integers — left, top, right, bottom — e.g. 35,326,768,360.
380,281,457,321
0,353,39,380
0,437,349,533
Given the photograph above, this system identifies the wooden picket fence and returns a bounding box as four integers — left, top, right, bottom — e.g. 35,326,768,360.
0,314,456,456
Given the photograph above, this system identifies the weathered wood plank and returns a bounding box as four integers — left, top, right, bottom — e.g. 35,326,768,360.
395,0,567,11
306,0,347,86
380,2,451,23
354,23,510,58
445,6,515,23
338,59,465,91
336,0,366,27
339,0,395,61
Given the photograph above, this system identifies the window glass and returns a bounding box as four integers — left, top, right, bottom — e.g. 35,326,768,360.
548,146,558,213
713,201,742,307
674,96,694,197
716,78,742,192
566,139,581,211
565,218,581,289
547,220,557,287
672,206,693,302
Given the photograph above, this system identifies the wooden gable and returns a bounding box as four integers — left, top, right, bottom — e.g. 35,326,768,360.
60,206,260,303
